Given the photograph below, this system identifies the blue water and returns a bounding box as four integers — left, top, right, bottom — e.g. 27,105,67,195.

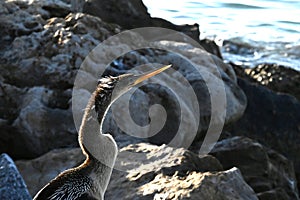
142,0,300,70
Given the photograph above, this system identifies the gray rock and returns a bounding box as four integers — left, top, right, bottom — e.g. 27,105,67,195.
82,0,201,43
12,87,78,157
16,148,84,196
226,77,300,192
257,188,291,200
108,143,256,200
109,167,258,200
0,0,120,159
16,143,258,199
0,153,31,200
211,136,299,200
232,63,300,100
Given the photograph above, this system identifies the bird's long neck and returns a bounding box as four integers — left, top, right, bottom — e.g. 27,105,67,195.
78,90,100,157
79,85,113,156
78,87,117,192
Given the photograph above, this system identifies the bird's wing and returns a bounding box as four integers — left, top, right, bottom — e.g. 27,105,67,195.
33,171,97,200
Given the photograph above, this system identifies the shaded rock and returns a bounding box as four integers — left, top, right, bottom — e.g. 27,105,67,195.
257,188,291,200
82,0,201,43
0,153,31,200
108,143,256,200
233,63,300,100
0,76,77,159
1,11,120,88
0,1,45,43
0,0,120,159
200,38,223,59
223,39,258,56
225,77,300,191
114,143,223,176
211,136,299,200
0,84,78,158
17,143,259,199
15,148,84,196
82,0,228,60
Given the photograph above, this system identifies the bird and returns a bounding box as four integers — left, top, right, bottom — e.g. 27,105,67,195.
33,65,171,200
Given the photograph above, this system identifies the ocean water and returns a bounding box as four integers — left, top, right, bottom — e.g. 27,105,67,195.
142,0,300,70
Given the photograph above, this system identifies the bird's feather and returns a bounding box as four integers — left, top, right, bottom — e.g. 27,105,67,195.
33,167,96,200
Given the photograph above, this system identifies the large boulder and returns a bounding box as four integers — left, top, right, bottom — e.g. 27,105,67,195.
0,153,31,200
0,84,77,158
81,0,224,59
211,136,299,200
15,148,85,196
109,167,258,200
226,76,300,191
232,63,300,100
16,143,259,200
108,143,257,200
82,0,201,42
0,0,120,159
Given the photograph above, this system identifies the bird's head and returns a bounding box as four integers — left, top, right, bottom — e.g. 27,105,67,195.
113,64,171,100
95,65,171,121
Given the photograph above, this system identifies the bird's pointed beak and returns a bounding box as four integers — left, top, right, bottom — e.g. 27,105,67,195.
132,64,172,86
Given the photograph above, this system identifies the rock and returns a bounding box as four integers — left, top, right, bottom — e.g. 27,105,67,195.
114,142,223,176
15,148,84,196
257,188,291,200
12,87,78,158
211,136,299,200
223,40,258,56
0,0,120,159
78,0,208,61
16,143,259,199
0,80,78,158
200,38,223,59
232,63,300,100
225,77,300,191
109,167,257,200
1,8,120,88
108,143,257,200
82,0,201,43
0,153,31,200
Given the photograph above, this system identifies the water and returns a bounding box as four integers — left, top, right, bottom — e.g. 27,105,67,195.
142,0,300,70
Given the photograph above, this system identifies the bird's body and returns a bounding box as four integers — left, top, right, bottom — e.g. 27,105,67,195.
33,159,99,200
33,65,171,200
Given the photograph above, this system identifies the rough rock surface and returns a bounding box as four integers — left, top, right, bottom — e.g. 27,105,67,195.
0,0,120,158
0,153,31,200
1,0,246,159
81,0,223,58
15,148,85,196
109,167,257,200
16,143,259,200
82,0,201,42
108,143,257,200
232,63,300,100
226,76,300,191
211,136,299,200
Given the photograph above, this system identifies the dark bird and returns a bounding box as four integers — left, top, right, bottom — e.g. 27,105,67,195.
33,65,171,200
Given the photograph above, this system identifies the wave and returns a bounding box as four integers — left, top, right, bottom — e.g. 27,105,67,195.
220,3,265,9
277,20,300,25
